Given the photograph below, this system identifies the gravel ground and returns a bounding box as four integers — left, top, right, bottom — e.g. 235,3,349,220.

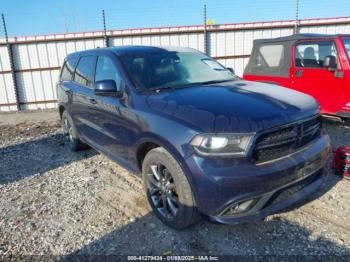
0,111,349,257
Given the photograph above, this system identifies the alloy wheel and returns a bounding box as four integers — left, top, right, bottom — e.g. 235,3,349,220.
62,117,73,143
147,163,179,218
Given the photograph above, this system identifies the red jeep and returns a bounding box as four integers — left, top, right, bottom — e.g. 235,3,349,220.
244,34,350,122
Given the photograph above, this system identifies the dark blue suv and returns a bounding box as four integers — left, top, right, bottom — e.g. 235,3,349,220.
57,46,330,229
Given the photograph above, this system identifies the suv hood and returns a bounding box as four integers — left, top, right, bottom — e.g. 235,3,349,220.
146,80,319,133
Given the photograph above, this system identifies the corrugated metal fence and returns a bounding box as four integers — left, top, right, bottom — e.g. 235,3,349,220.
1,16,350,111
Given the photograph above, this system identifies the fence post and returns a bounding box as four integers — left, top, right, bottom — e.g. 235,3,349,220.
294,0,300,34
203,4,208,55
102,10,109,47
1,13,20,111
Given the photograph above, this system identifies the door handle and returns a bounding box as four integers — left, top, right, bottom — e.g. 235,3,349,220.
89,98,97,104
295,70,303,78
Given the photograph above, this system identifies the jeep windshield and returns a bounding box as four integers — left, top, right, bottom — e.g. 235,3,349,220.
343,37,350,59
119,51,237,91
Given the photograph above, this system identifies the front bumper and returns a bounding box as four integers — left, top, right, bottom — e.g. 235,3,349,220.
184,134,330,223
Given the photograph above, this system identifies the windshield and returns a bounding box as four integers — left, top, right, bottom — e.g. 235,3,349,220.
344,37,350,59
119,51,236,90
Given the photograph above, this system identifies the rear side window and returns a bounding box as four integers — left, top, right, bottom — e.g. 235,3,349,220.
256,45,284,67
74,56,97,88
60,58,78,81
95,56,121,90
295,41,337,68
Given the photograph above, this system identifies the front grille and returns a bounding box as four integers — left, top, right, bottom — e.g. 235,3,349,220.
253,116,321,163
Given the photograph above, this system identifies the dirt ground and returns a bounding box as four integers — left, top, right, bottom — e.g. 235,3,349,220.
0,110,349,257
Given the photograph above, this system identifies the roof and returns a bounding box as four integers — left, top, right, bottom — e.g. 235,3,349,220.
110,45,200,54
65,45,200,60
254,33,350,44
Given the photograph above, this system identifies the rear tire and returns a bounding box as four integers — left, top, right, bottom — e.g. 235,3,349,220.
61,110,87,151
142,147,201,229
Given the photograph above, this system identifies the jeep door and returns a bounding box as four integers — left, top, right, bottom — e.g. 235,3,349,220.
338,36,350,115
291,40,345,114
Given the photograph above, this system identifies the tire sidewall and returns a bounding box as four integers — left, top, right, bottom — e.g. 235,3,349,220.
61,111,81,151
142,147,199,229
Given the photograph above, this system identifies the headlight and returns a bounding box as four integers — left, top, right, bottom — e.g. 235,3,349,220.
190,133,255,157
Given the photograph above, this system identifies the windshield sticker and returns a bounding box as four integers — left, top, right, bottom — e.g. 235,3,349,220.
202,59,226,71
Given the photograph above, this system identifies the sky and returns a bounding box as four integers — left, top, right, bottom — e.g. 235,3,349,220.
1,0,350,37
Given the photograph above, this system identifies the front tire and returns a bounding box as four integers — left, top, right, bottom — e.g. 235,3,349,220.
61,110,87,151
142,147,200,229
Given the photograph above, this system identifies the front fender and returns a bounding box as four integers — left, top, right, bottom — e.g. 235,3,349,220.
134,132,200,206
135,132,193,173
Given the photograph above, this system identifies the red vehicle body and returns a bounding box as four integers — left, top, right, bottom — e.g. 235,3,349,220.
333,146,350,179
243,34,350,122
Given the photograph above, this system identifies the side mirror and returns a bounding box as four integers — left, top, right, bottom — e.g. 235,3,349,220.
94,80,122,97
227,67,234,74
323,55,337,71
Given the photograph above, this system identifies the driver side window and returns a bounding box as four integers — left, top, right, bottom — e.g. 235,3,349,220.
95,56,122,91
295,41,337,68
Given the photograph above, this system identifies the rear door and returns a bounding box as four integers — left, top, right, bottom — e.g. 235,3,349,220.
291,40,345,114
57,57,78,111
69,55,98,140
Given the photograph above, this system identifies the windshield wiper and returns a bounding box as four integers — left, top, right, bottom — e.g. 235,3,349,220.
190,79,235,85
149,85,178,93
150,83,195,92
166,79,234,89
150,79,235,93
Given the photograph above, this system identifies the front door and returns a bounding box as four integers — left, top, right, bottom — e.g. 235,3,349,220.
291,40,345,114
88,54,139,166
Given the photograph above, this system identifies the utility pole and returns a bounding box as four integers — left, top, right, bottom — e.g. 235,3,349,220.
102,9,109,47
203,4,208,55
294,0,300,34
1,14,20,111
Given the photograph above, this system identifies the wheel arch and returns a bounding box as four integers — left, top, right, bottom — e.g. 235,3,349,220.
135,134,192,180
135,134,200,215
136,135,184,168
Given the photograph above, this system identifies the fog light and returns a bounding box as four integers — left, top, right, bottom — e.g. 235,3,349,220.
223,198,259,216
